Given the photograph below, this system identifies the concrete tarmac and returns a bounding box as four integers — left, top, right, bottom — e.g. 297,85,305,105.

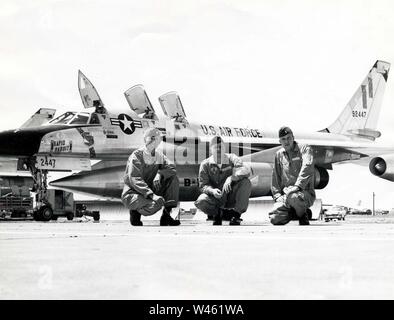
1,208,394,300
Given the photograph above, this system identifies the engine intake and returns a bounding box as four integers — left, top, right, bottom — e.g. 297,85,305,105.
314,166,329,190
369,155,394,181
246,163,330,197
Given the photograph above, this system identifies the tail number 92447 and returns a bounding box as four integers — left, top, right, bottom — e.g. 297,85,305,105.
352,110,367,118
36,156,57,169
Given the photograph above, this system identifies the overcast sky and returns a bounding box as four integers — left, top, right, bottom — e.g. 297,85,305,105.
1,0,394,209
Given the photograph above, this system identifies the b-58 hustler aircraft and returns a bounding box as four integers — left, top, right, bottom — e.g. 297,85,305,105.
0,60,392,209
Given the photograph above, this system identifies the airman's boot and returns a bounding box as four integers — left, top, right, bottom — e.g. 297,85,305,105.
299,211,310,225
213,209,223,226
160,207,181,226
229,210,242,226
130,210,143,226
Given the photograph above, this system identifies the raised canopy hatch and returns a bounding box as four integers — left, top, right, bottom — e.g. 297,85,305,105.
78,70,106,113
158,91,188,124
124,84,158,120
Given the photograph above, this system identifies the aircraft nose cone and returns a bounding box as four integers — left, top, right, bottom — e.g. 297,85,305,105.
50,167,123,199
0,126,69,158
0,129,43,157
50,174,81,189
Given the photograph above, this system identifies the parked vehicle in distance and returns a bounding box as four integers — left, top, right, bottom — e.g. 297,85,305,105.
0,192,33,219
349,207,372,215
324,205,347,221
375,209,389,215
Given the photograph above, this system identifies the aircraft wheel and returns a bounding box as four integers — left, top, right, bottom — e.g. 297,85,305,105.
66,212,74,221
41,207,53,222
93,212,100,221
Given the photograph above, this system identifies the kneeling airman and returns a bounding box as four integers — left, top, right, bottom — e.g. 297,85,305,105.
121,128,181,226
195,136,252,225
269,126,315,225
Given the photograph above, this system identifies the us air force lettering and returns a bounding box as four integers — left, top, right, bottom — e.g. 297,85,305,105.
200,124,264,138
0,61,392,209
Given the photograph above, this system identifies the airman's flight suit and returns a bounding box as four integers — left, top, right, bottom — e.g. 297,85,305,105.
121,147,179,216
195,153,251,218
269,142,315,225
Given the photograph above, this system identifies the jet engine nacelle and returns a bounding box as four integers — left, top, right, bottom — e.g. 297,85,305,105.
170,163,274,200
246,162,273,197
369,155,394,182
50,162,330,201
314,166,330,190
247,163,330,197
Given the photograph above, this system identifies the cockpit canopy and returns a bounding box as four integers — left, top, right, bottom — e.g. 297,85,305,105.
48,112,101,125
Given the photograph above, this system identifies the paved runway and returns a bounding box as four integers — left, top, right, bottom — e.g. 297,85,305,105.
1,208,394,300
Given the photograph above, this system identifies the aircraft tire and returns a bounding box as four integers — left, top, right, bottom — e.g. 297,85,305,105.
66,212,74,221
93,212,100,221
41,206,53,222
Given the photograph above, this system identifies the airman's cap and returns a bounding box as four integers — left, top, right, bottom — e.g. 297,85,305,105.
144,127,162,141
210,135,224,147
278,126,293,138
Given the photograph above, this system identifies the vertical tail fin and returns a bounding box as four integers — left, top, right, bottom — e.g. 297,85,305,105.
322,60,390,140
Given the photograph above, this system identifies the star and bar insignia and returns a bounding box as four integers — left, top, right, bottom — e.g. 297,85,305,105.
110,114,142,135
110,114,167,136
